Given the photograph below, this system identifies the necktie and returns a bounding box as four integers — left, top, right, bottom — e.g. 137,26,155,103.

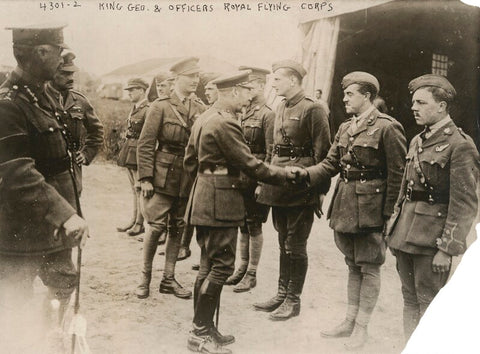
420,126,431,142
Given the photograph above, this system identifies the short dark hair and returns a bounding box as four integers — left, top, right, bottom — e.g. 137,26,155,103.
423,86,454,111
356,82,378,102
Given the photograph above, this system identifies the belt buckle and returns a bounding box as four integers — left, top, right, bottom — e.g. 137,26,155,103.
406,186,412,201
360,178,367,184
428,194,435,205
289,148,297,161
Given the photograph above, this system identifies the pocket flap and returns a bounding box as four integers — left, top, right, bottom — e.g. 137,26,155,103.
414,202,448,217
155,151,176,164
355,180,386,194
214,177,238,189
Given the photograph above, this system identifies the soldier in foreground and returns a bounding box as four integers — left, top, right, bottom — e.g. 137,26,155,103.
225,66,274,293
116,78,150,236
295,72,407,349
135,57,205,299
184,71,296,354
0,24,88,350
47,52,104,194
255,60,331,321
386,74,479,341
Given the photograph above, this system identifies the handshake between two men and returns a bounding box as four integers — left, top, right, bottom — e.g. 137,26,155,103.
285,166,309,185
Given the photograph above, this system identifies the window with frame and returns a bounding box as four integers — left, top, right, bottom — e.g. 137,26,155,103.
432,53,449,76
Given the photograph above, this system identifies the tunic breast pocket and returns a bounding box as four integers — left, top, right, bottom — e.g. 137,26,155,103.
419,151,450,186
214,178,244,221
352,138,381,166
31,117,67,159
162,121,188,144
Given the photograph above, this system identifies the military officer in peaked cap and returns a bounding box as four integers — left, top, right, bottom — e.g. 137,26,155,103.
135,57,206,299
225,66,275,293
0,24,88,349
116,78,150,236
386,74,479,341
203,72,222,106
47,52,104,194
184,70,297,354
254,60,331,321
294,71,407,349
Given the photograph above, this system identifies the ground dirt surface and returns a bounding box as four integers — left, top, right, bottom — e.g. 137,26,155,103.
29,161,476,354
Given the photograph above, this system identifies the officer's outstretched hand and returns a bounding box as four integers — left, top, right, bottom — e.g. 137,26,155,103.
432,249,452,273
285,166,308,184
63,214,89,249
141,180,154,198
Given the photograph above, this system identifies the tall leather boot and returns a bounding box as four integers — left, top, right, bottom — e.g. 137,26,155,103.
178,225,194,261
190,280,235,347
135,227,164,298
269,255,307,321
160,226,192,299
194,277,206,311
253,252,289,312
225,232,249,286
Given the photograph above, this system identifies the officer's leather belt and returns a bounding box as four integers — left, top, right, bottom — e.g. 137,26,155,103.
340,169,385,181
199,164,239,176
247,144,264,154
158,144,186,156
36,156,71,178
273,145,313,158
405,188,449,204
126,131,141,139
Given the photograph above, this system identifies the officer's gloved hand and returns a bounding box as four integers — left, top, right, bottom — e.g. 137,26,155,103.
432,249,452,273
63,214,89,249
140,180,154,198
286,166,308,184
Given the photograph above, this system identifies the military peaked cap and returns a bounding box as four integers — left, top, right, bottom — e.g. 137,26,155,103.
6,23,69,49
155,72,174,84
60,52,78,72
212,70,254,89
124,78,149,90
170,57,201,76
238,66,270,81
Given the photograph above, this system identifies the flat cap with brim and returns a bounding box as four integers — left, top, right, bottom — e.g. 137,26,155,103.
6,23,69,49
202,72,222,85
124,78,149,90
170,57,201,76
60,52,78,72
238,66,270,81
341,71,380,92
211,70,254,90
272,60,307,78
155,72,174,84
408,74,456,97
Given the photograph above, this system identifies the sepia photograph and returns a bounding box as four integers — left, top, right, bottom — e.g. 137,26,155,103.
0,0,479,353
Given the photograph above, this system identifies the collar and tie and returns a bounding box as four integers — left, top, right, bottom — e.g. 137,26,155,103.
420,126,431,142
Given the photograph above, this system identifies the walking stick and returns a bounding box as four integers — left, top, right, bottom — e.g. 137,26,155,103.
71,247,82,354
215,293,220,329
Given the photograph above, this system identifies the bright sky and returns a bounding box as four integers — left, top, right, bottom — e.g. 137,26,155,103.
0,0,304,76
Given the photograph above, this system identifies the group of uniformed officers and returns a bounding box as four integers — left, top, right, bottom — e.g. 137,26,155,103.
0,24,478,354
